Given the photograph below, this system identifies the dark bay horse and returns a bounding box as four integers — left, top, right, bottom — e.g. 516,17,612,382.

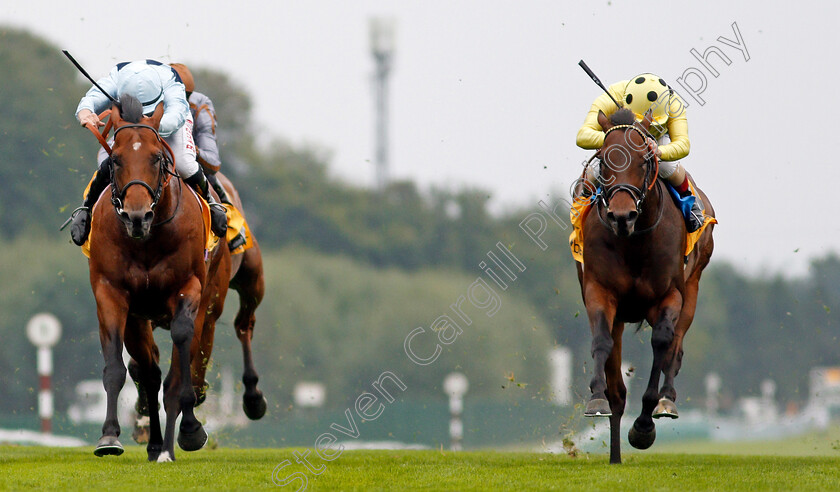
86,95,264,462
576,108,715,464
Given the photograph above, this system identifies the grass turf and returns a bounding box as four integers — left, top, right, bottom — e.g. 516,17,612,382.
1,445,840,491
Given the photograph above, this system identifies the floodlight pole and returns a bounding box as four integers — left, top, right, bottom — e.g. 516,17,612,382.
370,18,396,191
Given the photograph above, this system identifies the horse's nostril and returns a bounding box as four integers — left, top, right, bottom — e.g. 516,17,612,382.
144,211,154,222
607,211,616,222
627,210,639,221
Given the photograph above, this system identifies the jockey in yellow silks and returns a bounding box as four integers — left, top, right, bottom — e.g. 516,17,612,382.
576,73,704,232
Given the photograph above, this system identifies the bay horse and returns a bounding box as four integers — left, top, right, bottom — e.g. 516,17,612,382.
85,95,265,462
576,108,715,464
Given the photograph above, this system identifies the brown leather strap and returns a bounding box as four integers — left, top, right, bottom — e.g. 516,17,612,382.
86,109,113,155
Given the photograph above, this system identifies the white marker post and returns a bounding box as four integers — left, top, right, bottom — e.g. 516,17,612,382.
443,372,469,451
26,313,62,434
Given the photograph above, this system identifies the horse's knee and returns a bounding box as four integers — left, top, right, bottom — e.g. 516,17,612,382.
103,360,126,389
590,334,613,357
171,317,195,346
651,324,674,350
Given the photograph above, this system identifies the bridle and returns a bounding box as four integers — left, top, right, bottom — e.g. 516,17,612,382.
109,123,180,226
595,124,665,235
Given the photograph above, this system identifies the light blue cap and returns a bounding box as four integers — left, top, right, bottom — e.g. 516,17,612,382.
118,69,164,115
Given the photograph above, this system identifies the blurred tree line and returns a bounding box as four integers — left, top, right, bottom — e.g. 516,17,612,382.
0,27,838,422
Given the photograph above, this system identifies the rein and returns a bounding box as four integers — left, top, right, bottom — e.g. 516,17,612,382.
596,180,666,235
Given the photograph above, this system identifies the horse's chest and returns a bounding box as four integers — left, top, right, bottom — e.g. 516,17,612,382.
124,263,187,314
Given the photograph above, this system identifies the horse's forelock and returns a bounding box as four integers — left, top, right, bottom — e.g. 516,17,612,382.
610,108,636,126
118,94,144,123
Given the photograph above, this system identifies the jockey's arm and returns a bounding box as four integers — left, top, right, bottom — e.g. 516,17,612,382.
191,95,222,171
75,68,120,125
158,76,189,138
659,111,690,161
575,80,627,150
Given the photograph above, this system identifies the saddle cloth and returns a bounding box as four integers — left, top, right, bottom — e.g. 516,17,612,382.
568,181,717,264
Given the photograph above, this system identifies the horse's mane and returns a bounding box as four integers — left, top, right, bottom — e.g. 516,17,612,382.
118,94,144,123
610,108,636,126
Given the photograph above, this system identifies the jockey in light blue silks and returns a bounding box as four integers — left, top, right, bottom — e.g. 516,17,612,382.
68,59,227,246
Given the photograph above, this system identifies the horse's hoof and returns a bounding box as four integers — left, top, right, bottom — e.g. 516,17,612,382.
243,393,267,420
628,422,656,450
177,425,208,452
584,398,612,417
156,451,174,463
653,398,679,419
93,436,124,457
132,415,151,444
146,444,162,462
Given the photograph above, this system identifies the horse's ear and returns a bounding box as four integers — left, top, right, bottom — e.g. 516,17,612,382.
111,101,123,127
640,109,654,131
146,102,165,129
597,110,612,131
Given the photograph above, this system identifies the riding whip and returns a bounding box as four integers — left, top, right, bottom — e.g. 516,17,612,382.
62,50,118,104
578,60,622,110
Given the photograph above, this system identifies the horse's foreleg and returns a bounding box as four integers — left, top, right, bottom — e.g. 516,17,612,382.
605,321,626,464
232,247,267,420
658,276,700,413
93,285,128,457
124,319,163,461
172,282,208,454
629,289,682,450
583,286,616,417
158,280,205,462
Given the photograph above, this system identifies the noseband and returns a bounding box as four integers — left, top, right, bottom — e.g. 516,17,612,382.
109,124,177,222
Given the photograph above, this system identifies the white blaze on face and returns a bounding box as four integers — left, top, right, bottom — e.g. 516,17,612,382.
133,142,142,151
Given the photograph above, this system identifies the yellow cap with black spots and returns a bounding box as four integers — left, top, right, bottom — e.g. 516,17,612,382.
624,73,673,125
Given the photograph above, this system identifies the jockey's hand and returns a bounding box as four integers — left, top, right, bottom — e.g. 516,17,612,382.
77,109,104,128
646,137,662,158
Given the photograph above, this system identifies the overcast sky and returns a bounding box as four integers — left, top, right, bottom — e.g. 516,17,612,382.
2,1,837,276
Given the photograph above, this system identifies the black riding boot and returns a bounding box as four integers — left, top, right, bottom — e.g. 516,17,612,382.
184,170,228,237
686,195,705,233
205,172,232,205
67,158,111,246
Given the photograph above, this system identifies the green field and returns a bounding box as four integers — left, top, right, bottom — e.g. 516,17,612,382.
2,439,840,491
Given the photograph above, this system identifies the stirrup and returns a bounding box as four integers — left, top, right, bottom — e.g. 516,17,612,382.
229,229,247,251
60,206,90,231
208,202,228,237
686,209,704,233
686,195,704,233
